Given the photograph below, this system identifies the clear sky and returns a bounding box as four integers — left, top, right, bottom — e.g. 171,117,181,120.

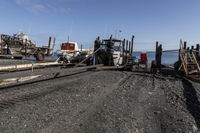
0,0,200,51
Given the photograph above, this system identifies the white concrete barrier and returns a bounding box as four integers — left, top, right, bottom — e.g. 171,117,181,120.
0,62,62,72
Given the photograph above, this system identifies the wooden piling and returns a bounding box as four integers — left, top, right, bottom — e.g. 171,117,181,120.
0,35,2,55
25,39,27,57
196,44,200,60
155,42,162,70
155,41,158,60
196,44,200,51
178,40,182,62
125,40,128,62
183,41,187,49
46,36,52,56
190,45,194,54
191,46,194,50
158,44,162,70
129,41,131,55
131,35,134,55
122,39,125,64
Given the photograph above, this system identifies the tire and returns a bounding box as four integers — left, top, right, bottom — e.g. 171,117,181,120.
36,52,45,61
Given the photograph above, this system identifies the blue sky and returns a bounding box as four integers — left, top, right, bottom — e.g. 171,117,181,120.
0,0,200,51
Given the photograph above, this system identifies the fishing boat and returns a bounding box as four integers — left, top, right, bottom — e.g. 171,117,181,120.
57,42,79,56
56,41,82,63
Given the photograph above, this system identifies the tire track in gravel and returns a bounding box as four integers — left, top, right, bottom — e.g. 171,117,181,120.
40,71,132,133
72,74,148,133
0,71,95,111
75,73,170,133
151,77,199,132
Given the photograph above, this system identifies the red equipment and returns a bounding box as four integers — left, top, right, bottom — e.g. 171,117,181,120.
140,52,147,64
61,43,75,51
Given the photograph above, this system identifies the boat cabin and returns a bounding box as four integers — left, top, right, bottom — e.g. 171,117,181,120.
61,42,78,52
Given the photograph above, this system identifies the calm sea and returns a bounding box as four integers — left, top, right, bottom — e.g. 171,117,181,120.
25,51,178,65
133,51,178,64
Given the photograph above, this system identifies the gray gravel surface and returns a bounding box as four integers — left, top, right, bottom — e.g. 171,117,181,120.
0,70,199,133
0,59,35,66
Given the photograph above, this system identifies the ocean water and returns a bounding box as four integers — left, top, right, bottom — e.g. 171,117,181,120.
26,51,178,65
133,51,178,64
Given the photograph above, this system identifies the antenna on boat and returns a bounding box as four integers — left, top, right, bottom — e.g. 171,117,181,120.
114,29,122,39
114,29,117,38
67,35,69,43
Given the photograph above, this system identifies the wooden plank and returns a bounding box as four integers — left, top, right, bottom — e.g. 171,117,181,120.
180,50,188,76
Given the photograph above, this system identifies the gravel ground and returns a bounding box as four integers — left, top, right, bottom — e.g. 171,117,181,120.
0,59,35,66
0,69,199,133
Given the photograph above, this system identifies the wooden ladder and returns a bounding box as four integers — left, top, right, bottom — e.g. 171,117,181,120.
180,48,200,76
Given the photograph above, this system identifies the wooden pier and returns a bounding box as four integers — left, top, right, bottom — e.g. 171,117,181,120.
179,41,200,75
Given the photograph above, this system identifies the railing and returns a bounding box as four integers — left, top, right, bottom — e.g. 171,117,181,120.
192,51,200,73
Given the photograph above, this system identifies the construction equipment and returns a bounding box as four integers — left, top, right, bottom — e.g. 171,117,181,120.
0,33,55,61
90,35,135,70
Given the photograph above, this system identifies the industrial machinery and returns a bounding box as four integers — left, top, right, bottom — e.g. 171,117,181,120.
0,33,55,61
92,35,134,69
